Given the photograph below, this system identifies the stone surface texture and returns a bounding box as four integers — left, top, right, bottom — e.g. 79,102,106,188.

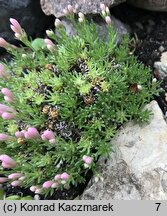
154,52,167,78
0,0,52,43
40,0,126,17
128,0,167,11
82,101,167,200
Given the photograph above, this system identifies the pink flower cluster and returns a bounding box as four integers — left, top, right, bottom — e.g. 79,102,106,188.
15,128,56,144
42,172,70,189
29,172,70,194
41,130,56,144
0,170,25,187
15,127,40,140
100,3,112,25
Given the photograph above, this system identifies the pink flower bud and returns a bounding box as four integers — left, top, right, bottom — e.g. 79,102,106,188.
78,18,84,23
4,96,14,103
78,12,84,19
30,186,38,192
60,172,70,181
63,9,69,15
82,155,93,164
105,16,112,25
1,112,16,120
26,127,40,139
11,180,22,187
44,39,55,51
100,3,106,11
0,104,15,113
8,173,23,180
10,18,23,35
15,33,22,39
67,5,74,13
15,131,25,138
54,19,62,28
1,88,13,98
0,133,11,141
35,188,43,194
42,130,55,140
0,63,9,78
41,134,47,141
2,162,16,168
54,174,61,181
49,138,56,144
0,38,10,49
51,182,58,188
42,181,54,188
0,177,9,183
0,154,16,167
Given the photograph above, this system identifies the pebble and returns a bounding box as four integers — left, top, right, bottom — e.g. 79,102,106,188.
159,46,165,53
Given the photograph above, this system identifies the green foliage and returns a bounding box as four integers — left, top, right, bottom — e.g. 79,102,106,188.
0,10,160,199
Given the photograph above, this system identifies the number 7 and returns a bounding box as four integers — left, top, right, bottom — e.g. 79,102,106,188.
155,203,161,211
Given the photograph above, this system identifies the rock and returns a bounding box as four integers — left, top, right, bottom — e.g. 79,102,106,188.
40,0,126,17
154,52,167,79
82,101,167,200
0,0,52,44
60,16,130,42
127,0,167,11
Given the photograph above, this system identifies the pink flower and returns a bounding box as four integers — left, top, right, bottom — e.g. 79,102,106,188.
82,155,93,164
11,180,22,187
8,173,23,180
44,39,55,51
51,182,58,188
4,96,14,103
105,16,112,25
24,127,40,139
0,177,9,183
0,37,10,49
30,186,38,192
15,131,25,138
60,172,70,181
100,3,106,11
1,88,13,99
49,138,56,144
67,5,74,13
2,162,16,168
54,19,62,28
42,181,54,188
54,174,61,181
0,63,9,79
35,188,43,194
0,104,15,113
0,154,16,167
0,133,11,141
1,112,16,120
10,18,23,35
41,130,55,140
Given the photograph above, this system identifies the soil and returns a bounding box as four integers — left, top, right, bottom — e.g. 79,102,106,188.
1,2,167,200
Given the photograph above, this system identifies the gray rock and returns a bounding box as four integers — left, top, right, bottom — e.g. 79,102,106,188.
61,16,130,42
82,101,167,200
0,0,52,43
40,0,126,17
154,52,167,79
127,0,167,11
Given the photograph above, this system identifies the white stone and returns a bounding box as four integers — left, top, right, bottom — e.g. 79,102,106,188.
82,101,167,200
